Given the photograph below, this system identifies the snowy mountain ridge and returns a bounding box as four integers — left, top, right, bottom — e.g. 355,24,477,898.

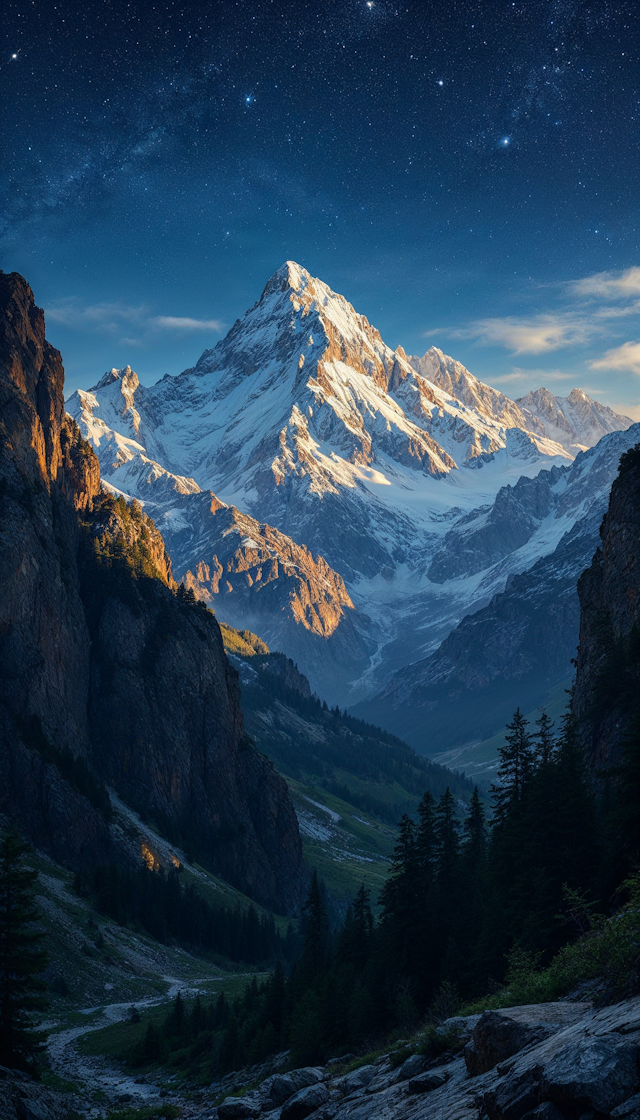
67,261,634,712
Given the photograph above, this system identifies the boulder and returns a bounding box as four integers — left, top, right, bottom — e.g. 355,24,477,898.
542,1035,640,1115
280,1083,330,1120
408,1070,449,1093
266,1069,324,1107
465,1004,589,1077
613,1094,640,1120
397,1054,426,1080
337,1066,376,1095
483,1068,543,1120
466,1012,548,1076
520,1104,565,1120
217,1097,262,1119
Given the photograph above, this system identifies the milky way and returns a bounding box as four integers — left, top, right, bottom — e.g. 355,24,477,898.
0,0,638,400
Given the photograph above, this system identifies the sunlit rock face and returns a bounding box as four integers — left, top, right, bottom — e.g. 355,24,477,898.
0,270,305,912
67,262,634,715
516,386,632,455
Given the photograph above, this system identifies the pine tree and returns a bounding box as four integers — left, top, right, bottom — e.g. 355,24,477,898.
491,709,534,822
434,788,460,884
533,711,557,768
294,871,331,994
0,831,48,1071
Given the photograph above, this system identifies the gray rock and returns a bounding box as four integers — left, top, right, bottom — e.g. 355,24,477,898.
397,1054,426,1080
364,1071,400,1094
218,1098,262,1120
466,1004,589,1077
438,1014,481,1046
466,1012,548,1076
542,1035,640,1114
407,1070,449,1093
612,1092,640,1120
483,1068,542,1120
265,1071,322,1108
520,1103,565,1120
280,1083,330,1120
338,1066,376,1095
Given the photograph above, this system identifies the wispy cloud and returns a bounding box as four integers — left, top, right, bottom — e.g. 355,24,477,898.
46,299,224,342
438,265,640,361
154,315,224,331
457,313,596,354
489,368,574,385
591,341,640,375
571,267,640,300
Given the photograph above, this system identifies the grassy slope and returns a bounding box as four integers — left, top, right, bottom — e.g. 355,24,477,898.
219,622,474,906
431,679,572,787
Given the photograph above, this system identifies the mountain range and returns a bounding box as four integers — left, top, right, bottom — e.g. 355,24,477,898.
66,261,635,752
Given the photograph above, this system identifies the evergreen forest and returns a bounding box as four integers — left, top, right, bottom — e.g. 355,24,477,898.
117,704,640,1079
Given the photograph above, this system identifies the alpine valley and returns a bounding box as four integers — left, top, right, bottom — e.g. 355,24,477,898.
67,261,635,762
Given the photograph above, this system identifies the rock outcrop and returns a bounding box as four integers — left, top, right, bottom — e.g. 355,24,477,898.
356,426,640,757
197,997,640,1120
0,271,305,912
573,443,640,772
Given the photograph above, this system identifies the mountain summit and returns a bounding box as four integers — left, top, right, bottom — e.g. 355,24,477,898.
67,263,635,709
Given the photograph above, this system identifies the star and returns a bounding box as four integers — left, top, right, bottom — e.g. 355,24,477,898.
500,136,511,146
366,2,375,8
11,53,18,60
438,80,444,86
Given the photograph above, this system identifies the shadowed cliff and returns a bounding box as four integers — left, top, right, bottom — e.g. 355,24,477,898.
573,443,640,774
0,271,305,913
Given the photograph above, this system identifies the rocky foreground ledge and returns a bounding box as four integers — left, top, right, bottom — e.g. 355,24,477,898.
214,997,640,1120
4,997,640,1120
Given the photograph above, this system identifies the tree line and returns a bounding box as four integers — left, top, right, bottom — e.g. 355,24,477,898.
143,708,615,1074
5,699,640,1077
75,863,298,966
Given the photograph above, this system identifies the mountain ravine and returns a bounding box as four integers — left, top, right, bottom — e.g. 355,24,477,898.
0,270,305,913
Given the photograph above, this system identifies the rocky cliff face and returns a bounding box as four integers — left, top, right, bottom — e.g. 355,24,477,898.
0,271,305,912
355,426,640,756
572,444,640,773
517,386,631,454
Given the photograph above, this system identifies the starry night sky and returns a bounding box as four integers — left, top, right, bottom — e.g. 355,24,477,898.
2,0,640,411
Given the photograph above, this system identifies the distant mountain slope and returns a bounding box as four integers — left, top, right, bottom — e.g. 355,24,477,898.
516,386,631,454
410,347,535,430
355,424,640,755
217,620,473,902
67,263,598,705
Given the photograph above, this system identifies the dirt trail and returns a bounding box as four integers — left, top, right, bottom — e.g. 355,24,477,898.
46,976,215,1114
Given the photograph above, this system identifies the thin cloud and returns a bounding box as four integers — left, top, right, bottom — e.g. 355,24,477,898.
591,341,640,375
489,368,574,385
154,315,224,331
571,267,640,300
45,299,224,340
461,314,595,354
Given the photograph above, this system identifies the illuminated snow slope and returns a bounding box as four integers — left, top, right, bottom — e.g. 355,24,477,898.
67,262,635,707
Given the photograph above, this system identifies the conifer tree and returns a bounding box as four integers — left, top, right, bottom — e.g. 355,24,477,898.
491,709,534,822
295,871,331,993
533,711,557,768
434,788,460,883
462,787,487,868
0,831,48,1071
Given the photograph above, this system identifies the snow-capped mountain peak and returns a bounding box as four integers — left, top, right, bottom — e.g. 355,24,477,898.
516,386,632,453
66,261,633,704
